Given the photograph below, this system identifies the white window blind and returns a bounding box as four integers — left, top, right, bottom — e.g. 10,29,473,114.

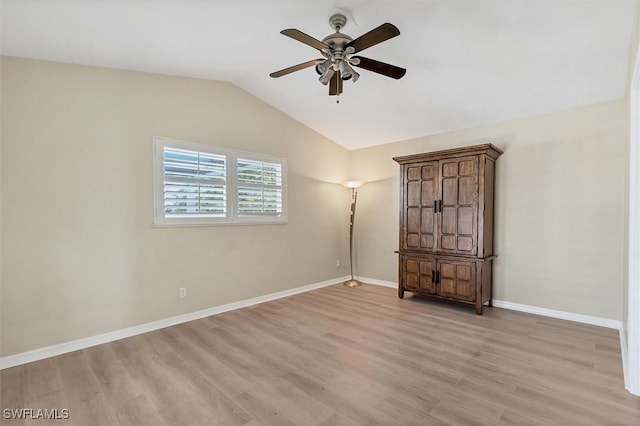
237,158,283,216
153,137,287,226
163,147,227,218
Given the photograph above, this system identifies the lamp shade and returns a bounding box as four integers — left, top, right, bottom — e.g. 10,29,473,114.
342,180,366,189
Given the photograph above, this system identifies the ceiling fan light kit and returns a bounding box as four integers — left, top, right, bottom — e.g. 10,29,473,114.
270,13,406,101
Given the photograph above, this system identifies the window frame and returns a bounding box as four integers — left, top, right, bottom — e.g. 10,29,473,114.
153,137,287,227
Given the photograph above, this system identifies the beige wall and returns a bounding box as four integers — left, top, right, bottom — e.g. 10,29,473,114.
0,57,351,356
0,54,631,358
350,100,627,320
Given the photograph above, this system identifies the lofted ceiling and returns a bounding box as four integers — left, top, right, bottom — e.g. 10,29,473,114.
1,0,636,150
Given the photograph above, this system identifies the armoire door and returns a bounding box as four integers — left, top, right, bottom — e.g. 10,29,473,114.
402,256,436,294
436,259,476,302
403,161,438,251
437,156,479,255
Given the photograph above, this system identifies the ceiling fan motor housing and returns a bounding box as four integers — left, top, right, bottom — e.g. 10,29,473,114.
322,32,352,51
322,14,353,61
318,14,356,80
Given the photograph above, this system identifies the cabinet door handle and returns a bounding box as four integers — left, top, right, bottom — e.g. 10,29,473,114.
435,271,441,283
432,270,436,283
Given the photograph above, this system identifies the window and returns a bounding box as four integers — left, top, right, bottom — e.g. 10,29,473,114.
153,137,287,226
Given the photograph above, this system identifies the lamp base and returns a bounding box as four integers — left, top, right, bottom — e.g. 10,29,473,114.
343,279,363,288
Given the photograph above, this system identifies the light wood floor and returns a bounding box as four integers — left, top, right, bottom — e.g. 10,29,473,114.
2,284,639,425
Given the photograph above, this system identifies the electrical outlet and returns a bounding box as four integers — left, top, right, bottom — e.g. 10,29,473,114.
179,287,187,298
336,260,341,269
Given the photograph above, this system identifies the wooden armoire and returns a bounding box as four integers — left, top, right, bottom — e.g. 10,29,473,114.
393,144,502,314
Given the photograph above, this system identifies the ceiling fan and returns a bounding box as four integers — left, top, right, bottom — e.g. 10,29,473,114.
270,13,406,100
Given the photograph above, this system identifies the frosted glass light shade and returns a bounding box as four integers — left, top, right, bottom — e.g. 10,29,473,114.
342,180,366,189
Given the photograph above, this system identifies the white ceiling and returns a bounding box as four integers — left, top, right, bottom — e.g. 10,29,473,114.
1,0,636,150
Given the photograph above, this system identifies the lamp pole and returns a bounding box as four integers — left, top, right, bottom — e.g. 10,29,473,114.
343,183,363,287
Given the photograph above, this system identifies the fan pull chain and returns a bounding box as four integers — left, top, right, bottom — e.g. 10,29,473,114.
336,94,340,104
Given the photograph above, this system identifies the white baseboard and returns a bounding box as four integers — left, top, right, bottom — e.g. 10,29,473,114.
620,327,629,391
0,276,349,370
359,276,623,330
492,299,623,330
356,276,397,288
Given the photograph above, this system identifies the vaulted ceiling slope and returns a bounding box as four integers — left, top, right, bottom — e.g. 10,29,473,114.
1,0,635,150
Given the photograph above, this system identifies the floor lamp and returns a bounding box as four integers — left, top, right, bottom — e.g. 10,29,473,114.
342,180,366,288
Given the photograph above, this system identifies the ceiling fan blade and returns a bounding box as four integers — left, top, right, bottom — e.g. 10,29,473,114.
351,56,406,79
270,59,323,78
329,70,343,96
345,23,400,53
281,29,328,51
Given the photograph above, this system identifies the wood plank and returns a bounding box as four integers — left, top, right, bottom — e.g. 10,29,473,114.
1,366,27,426
54,352,119,426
